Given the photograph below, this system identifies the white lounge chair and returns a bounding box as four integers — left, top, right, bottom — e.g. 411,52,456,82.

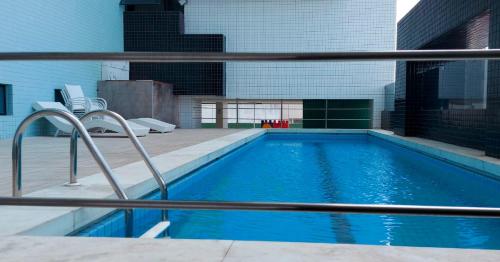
63,84,176,133
32,102,150,137
129,118,176,133
62,84,107,117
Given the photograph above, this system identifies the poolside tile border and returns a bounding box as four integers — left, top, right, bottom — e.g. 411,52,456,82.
367,130,500,179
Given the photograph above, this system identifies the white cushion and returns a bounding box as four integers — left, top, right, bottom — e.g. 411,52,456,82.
64,84,85,99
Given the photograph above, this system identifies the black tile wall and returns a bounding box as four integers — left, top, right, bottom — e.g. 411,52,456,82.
394,0,500,157
486,1,500,157
130,63,225,96
126,34,224,52
397,0,490,50
124,11,184,37
124,11,225,96
381,111,392,130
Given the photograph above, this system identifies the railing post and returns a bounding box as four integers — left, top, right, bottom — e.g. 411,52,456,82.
68,131,79,186
12,133,23,197
125,209,134,237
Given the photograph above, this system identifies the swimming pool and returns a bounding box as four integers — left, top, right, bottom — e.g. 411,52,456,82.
76,133,500,249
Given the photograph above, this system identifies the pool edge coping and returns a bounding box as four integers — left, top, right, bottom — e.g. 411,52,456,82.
367,130,500,179
2,236,500,261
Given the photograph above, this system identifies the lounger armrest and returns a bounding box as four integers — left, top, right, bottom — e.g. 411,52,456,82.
66,97,87,111
86,97,107,111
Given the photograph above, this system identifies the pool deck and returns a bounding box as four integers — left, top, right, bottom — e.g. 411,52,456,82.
0,128,499,261
1,236,499,262
0,129,240,196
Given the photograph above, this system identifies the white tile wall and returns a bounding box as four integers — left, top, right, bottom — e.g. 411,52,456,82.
0,0,123,138
184,0,396,127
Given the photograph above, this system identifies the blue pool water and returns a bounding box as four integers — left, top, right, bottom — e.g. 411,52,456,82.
77,134,500,249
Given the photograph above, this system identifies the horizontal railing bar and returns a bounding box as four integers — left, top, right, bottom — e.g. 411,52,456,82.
1,197,500,218
0,50,499,62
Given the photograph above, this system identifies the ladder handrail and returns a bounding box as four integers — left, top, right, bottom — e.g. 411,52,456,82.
12,109,128,199
71,110,168,220
12,109,134,237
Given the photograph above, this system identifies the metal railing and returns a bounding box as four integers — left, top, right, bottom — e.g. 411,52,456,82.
1,197,500,218
72,110,168,221
12,109,134,236
4,50,500,236
0,49,500,62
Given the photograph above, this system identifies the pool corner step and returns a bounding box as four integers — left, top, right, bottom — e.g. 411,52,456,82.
139,221,170,239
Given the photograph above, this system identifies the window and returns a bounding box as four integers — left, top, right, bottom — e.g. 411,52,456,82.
303,100,372,129
0,84,7,115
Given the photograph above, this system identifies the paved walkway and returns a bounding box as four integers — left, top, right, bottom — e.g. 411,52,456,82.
0,129,239,196
0,236,499,262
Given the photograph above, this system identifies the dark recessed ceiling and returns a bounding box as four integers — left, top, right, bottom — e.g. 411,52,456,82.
120,0,161,5
423,11,490,50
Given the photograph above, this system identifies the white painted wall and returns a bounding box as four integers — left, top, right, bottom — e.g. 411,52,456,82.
184,0,396,127
0,0,123,138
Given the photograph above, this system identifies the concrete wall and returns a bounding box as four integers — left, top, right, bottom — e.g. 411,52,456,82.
98,81,178,125
0,0,124,138
184,0,396,128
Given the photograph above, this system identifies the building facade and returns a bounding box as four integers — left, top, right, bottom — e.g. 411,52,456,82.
0,0,124,139
392,0,500,158
125,0,396,128
0,0,397,136
184,0,396,129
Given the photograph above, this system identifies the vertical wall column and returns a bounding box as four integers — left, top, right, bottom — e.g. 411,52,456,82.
215,102,228,128
486,2,500,158
485,66,500,157
393,61,409,136
178,96,202,128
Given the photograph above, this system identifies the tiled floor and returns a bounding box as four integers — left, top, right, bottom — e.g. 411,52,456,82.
0,236,499,262
0,129,239,196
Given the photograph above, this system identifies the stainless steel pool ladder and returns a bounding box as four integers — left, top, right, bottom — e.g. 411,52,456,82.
12,109,134,237
70,110,169,221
